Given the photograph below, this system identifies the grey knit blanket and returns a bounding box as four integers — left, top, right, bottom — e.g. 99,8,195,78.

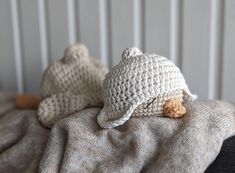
0,92,235,173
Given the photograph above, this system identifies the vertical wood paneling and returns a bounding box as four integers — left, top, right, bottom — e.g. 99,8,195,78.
0,0,234,101
208,0,224,100
170,0,182,67
67,0,77,44
47,0,70,61
133,0,144,50
10,0,24,93
19,0,42,93
222,0,235,102
38,0,49,71
99,0,110,67
0,0,17,91
145,0,170,57
110,0,135,66
182,0,211,99
78,0,102,59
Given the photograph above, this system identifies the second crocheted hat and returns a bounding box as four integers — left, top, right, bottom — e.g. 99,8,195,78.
38,43,108,128
41,43,108,105
97,47,197,129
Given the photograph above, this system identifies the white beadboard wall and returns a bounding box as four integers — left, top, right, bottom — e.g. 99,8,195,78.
0,0,234,101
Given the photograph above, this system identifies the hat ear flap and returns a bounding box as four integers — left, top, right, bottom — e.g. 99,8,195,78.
122,47,143,60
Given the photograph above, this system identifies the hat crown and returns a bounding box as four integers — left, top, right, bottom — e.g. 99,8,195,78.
41,43,108,104
103,54,183,110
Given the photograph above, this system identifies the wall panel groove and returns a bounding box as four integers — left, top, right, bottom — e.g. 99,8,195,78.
10,0,24,93
106,0,113,68
133,0,143,51
208,0,224,100
38,0,49,70
170,0,182,68
67,0,77,44
99,0,110,67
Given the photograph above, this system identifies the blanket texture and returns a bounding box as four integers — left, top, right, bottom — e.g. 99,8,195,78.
0,44,235,173
1,93,235,173
0,92,49,173
39,101,235,173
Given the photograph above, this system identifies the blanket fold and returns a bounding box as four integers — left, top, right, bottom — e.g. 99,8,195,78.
0,92,49,173
40,101,235,173
0,92,235,172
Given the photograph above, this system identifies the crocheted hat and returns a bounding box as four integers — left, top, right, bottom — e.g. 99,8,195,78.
97,47,197,129
38,43,108,128
41,43,108,105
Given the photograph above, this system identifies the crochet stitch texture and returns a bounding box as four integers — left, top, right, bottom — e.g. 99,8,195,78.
37,43,108,128
97,47,196,128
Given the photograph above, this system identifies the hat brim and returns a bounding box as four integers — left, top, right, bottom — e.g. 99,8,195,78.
98,89,197,129
183,89,197,101
97,100,144,129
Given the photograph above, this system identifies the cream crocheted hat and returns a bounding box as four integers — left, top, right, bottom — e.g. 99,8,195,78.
41,43,108,105
97,47,197,129
38,43,108,128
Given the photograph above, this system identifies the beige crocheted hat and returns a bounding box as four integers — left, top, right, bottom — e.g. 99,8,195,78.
97,47,197,129
41,43,108,105
38,43,108,128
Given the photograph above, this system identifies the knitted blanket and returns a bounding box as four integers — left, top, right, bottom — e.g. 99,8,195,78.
0,44,235,172
38,101,235,173
0,92,49,173
0,95,235,173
